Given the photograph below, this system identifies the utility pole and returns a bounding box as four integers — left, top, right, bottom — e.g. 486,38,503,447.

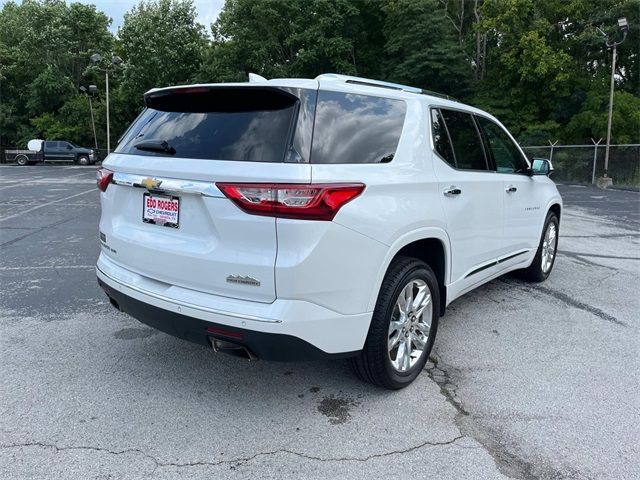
105,71,110,153
80,85,99,150
598,17,628,188
90,53,124,156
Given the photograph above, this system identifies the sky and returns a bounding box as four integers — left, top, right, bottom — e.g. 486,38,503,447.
0,0,225,33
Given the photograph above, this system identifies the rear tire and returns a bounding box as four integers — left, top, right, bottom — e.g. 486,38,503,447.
518,212,559,282
351,256,439,389
16,155,29,166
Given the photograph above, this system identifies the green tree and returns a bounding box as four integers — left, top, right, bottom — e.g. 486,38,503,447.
117,0,207,118
474,0,639,143
198,0,381,82
566,90,640,144
383,0,472,97
0,0,113,147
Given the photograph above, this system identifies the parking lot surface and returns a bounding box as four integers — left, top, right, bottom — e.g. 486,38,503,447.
1,165,638,479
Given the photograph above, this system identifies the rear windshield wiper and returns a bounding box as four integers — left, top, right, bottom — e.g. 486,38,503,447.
134,139,176,155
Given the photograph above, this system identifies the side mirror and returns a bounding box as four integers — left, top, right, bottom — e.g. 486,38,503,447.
531,158,553,176
66,145,73,150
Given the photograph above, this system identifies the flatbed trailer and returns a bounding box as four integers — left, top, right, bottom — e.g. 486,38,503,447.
4,149,43,166
3,140,96,166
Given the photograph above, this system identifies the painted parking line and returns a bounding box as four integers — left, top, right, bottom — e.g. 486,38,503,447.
0,265,95,271
0,188,96,222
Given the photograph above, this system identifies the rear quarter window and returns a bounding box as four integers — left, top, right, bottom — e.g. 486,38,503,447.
311,91,406,164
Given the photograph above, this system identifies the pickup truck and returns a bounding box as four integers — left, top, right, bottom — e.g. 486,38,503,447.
5,140,96,166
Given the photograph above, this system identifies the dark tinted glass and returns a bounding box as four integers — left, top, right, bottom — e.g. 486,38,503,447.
431,109,455,167
115,89,298,162
311,91,406,164
476,116,529,174
440,109,488,171
45,141,56,148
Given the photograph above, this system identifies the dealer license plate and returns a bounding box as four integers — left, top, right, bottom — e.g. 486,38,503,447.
143,193,180,228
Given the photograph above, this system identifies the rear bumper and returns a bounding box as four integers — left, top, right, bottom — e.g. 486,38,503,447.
96,253,371,360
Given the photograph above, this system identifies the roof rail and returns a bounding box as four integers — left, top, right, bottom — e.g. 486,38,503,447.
315,73,459,102
421,89,459,102
315,74,422,94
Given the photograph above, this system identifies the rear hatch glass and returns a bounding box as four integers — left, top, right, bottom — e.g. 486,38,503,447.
115,87,302,163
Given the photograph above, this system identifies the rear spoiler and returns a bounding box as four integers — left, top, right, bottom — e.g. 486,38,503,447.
143,85,299,113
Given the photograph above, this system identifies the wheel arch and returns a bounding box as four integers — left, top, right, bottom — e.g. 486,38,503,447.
368,229,450,316
538,200,562,240
549,202,561,223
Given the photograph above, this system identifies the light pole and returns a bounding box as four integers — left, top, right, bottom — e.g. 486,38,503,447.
90,53,124,154
599,17,628,188
80,85,99,150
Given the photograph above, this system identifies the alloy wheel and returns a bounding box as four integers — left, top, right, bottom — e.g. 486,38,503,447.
541,222,557,273
388,279,432,372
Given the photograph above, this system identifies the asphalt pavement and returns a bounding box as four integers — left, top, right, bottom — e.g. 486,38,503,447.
1,166,638,479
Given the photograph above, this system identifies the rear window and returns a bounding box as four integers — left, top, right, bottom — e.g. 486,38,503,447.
311,91,406,164
115,87,299,163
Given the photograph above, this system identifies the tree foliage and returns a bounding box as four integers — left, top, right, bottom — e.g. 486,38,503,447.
0,0,113,145
0,0,638,149
118,0,207,118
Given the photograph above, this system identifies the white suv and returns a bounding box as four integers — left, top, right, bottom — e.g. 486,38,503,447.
96,74,561,389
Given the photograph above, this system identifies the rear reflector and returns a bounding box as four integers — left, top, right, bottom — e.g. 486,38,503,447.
97,168,114,192
206,326,243,339
216,183,365,221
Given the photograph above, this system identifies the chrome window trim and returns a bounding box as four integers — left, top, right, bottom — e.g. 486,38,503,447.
112,172,224,198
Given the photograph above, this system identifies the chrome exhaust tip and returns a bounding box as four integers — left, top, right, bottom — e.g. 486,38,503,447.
209,337,258,361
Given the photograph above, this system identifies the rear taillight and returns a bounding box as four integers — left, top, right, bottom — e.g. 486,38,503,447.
216,183,365,221
97,168,114,192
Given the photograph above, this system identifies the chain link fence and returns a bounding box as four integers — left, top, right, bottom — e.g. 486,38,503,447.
3,142,639,188
521,144,640,188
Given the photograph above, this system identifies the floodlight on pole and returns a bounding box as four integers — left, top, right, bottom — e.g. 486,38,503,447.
80,85,98,150
599,17,629,188
91,53,124,155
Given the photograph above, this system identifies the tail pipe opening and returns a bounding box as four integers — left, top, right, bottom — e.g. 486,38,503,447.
108,296,123,312
209,337,258,361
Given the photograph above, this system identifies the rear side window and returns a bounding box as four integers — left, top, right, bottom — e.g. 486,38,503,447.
115,88,300,162
476,116,529,174
430,109,455,167
311,91,406,164
438,109,488,171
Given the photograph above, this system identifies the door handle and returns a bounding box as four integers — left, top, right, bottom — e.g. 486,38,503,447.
443,186,462,197
506,185,517,193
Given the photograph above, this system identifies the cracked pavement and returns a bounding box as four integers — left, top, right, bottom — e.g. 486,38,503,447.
1,167,639,479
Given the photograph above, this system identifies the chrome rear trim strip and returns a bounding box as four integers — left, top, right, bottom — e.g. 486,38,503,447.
112,172,224,198
97,265,281,324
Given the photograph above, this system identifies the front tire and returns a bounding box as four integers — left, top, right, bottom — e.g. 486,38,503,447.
77,155,89,166
351,256,439,389
519,212,559,282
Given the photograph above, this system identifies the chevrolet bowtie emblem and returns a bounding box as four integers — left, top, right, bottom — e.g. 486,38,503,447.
140,178,162,189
